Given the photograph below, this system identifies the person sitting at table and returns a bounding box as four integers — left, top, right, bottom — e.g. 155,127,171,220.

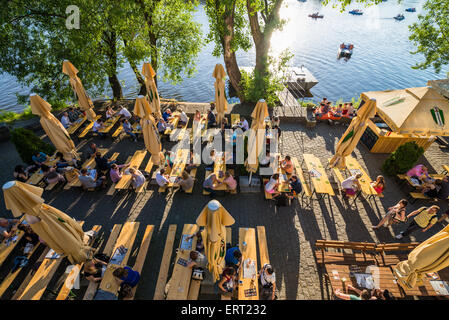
128,167,146,189
320,97,328,105
187,250,208,269
156,168,170,187
78,168,107,190
370,175,385,195
157,117,168,134
54,152,71,170
341,173,362,198
109,163,130,183
32,151,49,167
122,119,137,142
0,218,20,240
272,116,280,128
422,179,444,199
92,118,106,138
281,155,294,175
83,254,110,283
333,104,343,117
205,149,217,171
259,263,277,300
162,108,172,122
265,174,281,198
288,175,302,197
203,172,219,197
221,117,231,131
348,102,355,116
61,112,72,129
17,223,41,247
373,199,408,229
334,287,372,300
176,107,189,127
225,245,242,269
105,106,116,119
207,107,217,128
218,267,237,297
113,266,140,288
223,171,237,192
395,205,440,239
95,152,116,172
67,107,82,122
192,110,202,134
238,117,249,132
117,105,132,120
13,165,29,182
164,151,176,170
45,169,66,185
175,171,194,193
341,103,349,116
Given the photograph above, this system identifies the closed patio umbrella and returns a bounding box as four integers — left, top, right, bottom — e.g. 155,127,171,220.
133,96,164,165
30,94,78,162
212,64,228,125
141,63,162,118
196,200,235,282
329,98,377,169
2,181,89,264
245,99,269,182
394,224,449,289
62,60,96,121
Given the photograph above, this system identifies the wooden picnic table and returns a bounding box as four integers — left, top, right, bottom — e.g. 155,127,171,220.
345,156,377,196
0,228,24,268
99,115,121,134
164,112,180,135
303,154,335,196
238,227,259,300
325,264,404,299
231,114,240,127
397,269,445,297
268,154,291,193
168,149,190,187
166,224,199,300
66,116,87,135
115,150,147,190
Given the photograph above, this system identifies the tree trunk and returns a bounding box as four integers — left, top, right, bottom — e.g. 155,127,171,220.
222,1,245,102
124,40,147,95
103,30,123,100
108,74,123,100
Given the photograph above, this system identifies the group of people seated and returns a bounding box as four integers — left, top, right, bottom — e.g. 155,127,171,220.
406,164,449,199
264,155,303,204
60,107,84,129
313,97,356,121
340,173,385,198
334,284,395,300
217,245,277,300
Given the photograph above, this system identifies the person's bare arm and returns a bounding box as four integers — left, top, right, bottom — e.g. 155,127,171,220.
218,278,227,293
346,284,361,295
334,289,350,300
422,223,435,232
407,209,421,219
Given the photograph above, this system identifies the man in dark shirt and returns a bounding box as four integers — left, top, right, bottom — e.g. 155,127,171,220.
289,175,302,197
95,152,116,171
207,107,217,128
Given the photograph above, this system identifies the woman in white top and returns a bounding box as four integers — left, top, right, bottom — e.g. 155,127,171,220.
341,173,362,197
259,263,276,300
106,106,116,119
118,106,132,119
177,108,188,126
192,110,202,135
265,174,280,198
129,167,145,188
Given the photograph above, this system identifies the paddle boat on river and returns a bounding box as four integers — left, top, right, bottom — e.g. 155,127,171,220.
338,43,354,59
309,12,324,18
349,9,363,15
405,8,416,12
394,14,405,21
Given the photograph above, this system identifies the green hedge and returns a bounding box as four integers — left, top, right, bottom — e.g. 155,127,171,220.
381,141,424,176
11,128,55,165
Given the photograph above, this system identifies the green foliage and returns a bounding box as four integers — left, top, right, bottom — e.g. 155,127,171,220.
409,0,449,76
0,102,69,123
381,141,424,176
239,49,292,107
11,128,56,164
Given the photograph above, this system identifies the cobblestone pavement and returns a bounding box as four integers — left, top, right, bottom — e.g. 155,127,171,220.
0,120,448,300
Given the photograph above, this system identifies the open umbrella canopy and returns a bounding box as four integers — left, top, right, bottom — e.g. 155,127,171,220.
62,60,96,121
212,64,228,125
329,98,377,169
245,99,269,173
2,181,89,264
394,224,449,289
362,86,449,136
142,63,162,118
133,96,164,165
30,94,78,162
196,200,235,282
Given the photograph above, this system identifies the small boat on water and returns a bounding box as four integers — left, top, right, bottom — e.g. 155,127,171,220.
297,0,307,2
349,9,363,15
309,12,323,18
338,43,354,59
405,8,416,12
394,14,405,21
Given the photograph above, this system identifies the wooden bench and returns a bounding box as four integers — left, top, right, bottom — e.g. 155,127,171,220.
292,157,313,203
374,242,419,266
154,225,177,300
409,192,438,204
442,165,449,175
64,148,108,190
78,116,101,138
111,125,123,138
257,226,270,268
314,240,377,266
55,225,102,300
15,221,86,300
95,222,140,299
67,116,87,135
106,155,132,196
0,228,25,269
83,224,123,300
166,224,199,300
128,225,154,299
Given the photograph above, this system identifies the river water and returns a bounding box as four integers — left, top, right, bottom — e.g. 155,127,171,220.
1,0,448,113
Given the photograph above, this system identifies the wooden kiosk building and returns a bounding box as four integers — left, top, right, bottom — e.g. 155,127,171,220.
360,86,449,153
